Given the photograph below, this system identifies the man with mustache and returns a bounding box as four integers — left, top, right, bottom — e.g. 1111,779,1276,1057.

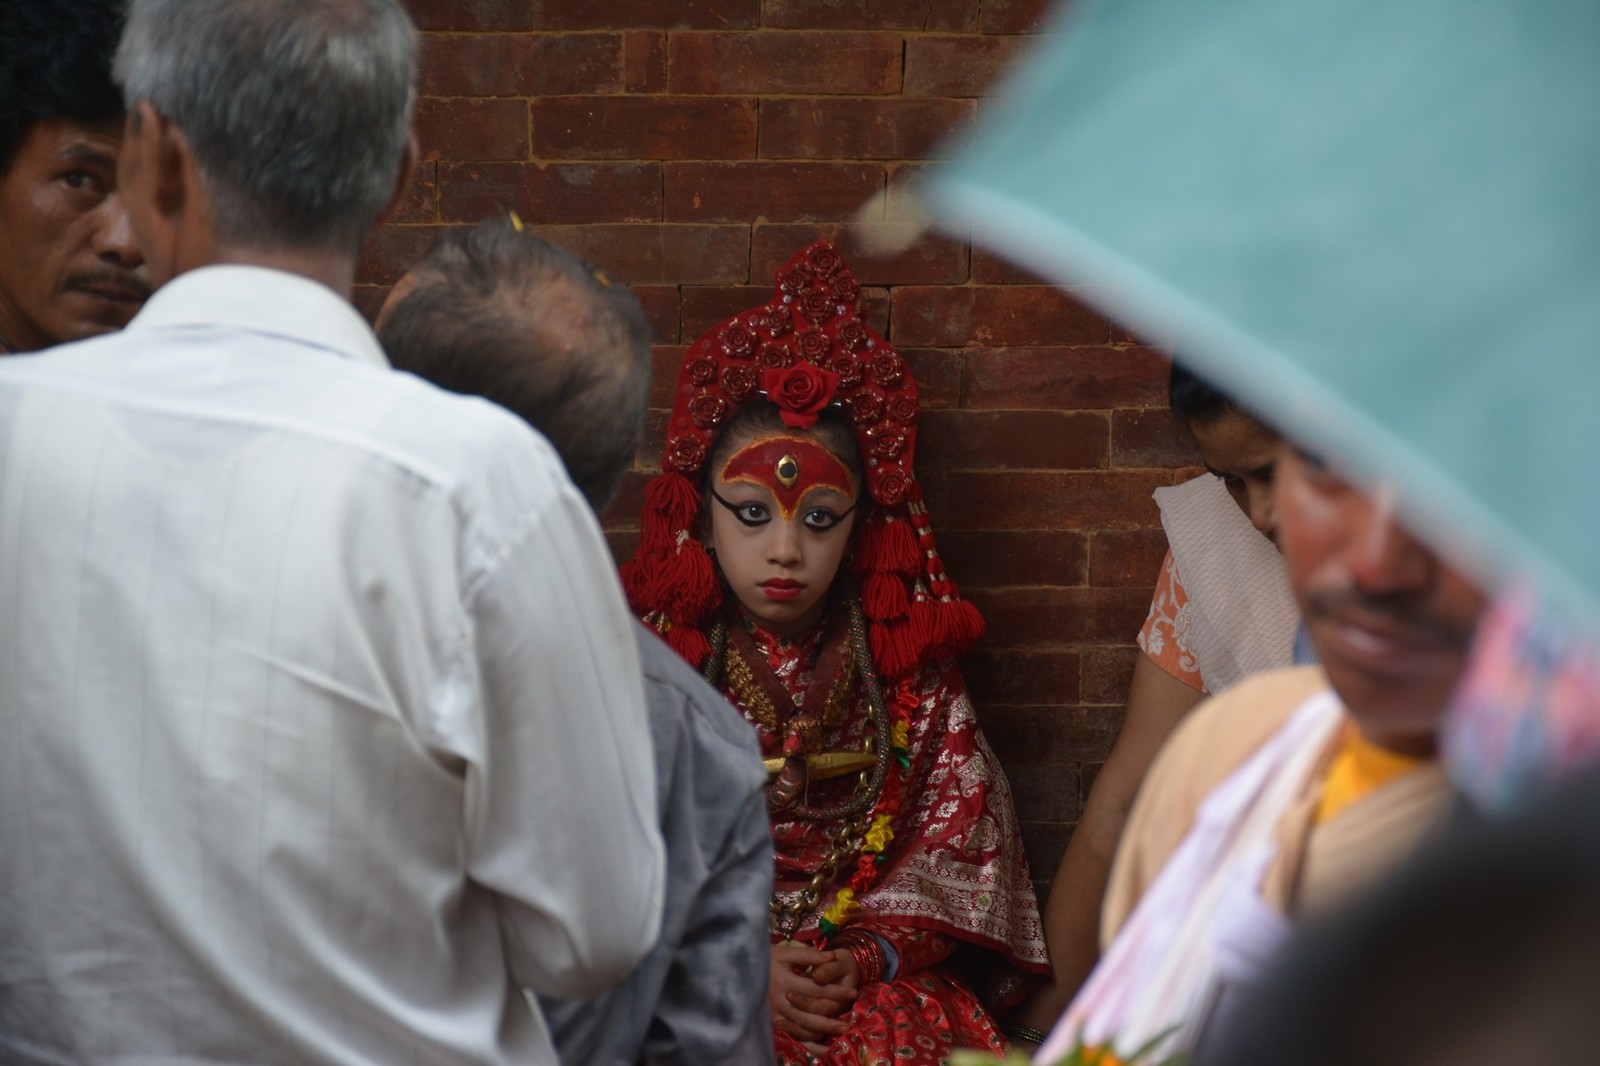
0,0,151,353
1032,441,1487,1063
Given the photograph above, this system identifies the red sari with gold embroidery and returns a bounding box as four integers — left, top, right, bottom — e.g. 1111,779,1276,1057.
723,607,1048,1066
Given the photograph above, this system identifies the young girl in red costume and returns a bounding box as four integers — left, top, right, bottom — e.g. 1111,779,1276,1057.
623,242,1048,1064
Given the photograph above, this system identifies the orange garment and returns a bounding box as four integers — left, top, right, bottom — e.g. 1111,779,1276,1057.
1137,551,1206,692
1315,723,1428,825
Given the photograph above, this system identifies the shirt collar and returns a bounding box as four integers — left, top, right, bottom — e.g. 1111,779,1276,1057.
127,264,391,370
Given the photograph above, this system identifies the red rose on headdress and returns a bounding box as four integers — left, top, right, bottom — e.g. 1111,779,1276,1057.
830,274,862,306
689,390,729,428
721,324,757,359
800,288,835,322
848,386,885,425
721,364,758,402
757,343,793,370
835,320,868,352
762,364,840,430
667,434,707,473
807,245,844,277
874,469,910,506
838,358,864,392
830,354,863,390
888,394,917,425
760,308,791,337
870,425,907,460
685,354,718,387
796,328,831,364
779,268,809,295
871,350,905,388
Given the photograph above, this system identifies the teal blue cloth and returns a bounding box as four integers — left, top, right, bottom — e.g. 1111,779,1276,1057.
927,0,1600,616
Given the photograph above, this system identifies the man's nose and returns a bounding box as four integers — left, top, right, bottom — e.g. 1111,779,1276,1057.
1346,484,1432,595
93,193,145,268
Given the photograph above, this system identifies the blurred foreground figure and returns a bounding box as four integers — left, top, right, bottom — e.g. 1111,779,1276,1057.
0,0,150,352
0,3,662,1063
1197,763,1600,1066
1034,446,1486,1062
1443,581,1600,812
926,0,1600,615
378,220,775,1066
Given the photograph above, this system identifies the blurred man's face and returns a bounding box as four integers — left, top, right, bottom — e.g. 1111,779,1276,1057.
1277,444,1487,755
0,117,151,352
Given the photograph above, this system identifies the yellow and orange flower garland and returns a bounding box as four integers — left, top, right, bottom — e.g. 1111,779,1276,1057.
816,675,920,937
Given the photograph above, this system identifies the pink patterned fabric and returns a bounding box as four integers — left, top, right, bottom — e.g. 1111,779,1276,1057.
1444,580,1600,812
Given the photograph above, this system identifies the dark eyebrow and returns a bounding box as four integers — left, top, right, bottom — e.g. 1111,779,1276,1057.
57,144,117,171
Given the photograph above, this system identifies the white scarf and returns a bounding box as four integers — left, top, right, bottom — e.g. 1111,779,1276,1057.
1035,690,1344,1062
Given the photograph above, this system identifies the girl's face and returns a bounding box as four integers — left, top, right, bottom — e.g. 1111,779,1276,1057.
707,432,860,638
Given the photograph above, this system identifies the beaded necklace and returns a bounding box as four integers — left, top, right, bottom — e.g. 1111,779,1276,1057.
706,593,917,939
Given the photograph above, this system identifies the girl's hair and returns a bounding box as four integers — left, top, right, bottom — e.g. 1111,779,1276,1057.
704,401,865,494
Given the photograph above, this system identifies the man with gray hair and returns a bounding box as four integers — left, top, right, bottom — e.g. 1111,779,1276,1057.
0,2,663,1063
378,219,775,1066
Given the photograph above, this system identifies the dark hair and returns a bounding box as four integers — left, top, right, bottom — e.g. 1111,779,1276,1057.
0,0,127,174
705,401,865,495
1168,359,1247,426
115,0,416,255
380,220,654,513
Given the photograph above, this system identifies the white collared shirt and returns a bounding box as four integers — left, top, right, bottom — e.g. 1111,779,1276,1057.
0,265,663,1065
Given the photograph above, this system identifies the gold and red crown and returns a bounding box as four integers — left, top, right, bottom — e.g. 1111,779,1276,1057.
621,241,982,678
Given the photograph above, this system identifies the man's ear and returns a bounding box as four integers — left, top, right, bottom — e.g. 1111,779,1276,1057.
118,100,198,282
374,133,419,229
122,100,191,223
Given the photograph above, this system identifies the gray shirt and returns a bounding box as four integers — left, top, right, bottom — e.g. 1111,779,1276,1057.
542,626,775,1065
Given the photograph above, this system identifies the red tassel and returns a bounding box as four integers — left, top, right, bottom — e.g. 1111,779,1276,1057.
647,472,701,533
651,539,719,621
666,624,713,670
942,598,986,655
925,598,985,660
637,474,701,558
855,514,920,574
860,570,910,622
671,540,722,622
869,619,917,680
619,555,648,611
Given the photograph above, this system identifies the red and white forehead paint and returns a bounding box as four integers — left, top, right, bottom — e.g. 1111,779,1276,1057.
717,435,856,521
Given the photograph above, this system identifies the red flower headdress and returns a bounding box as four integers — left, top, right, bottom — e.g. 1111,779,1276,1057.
621,241,983,679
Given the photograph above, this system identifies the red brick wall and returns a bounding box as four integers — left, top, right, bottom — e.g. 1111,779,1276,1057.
368,0,1202,898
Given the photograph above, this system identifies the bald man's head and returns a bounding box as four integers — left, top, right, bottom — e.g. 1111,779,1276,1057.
378,221,653,513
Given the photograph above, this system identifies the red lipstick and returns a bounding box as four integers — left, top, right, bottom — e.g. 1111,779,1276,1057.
760,579,803,601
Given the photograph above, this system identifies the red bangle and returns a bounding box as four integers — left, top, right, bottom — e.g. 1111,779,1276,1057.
831,930,884,986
